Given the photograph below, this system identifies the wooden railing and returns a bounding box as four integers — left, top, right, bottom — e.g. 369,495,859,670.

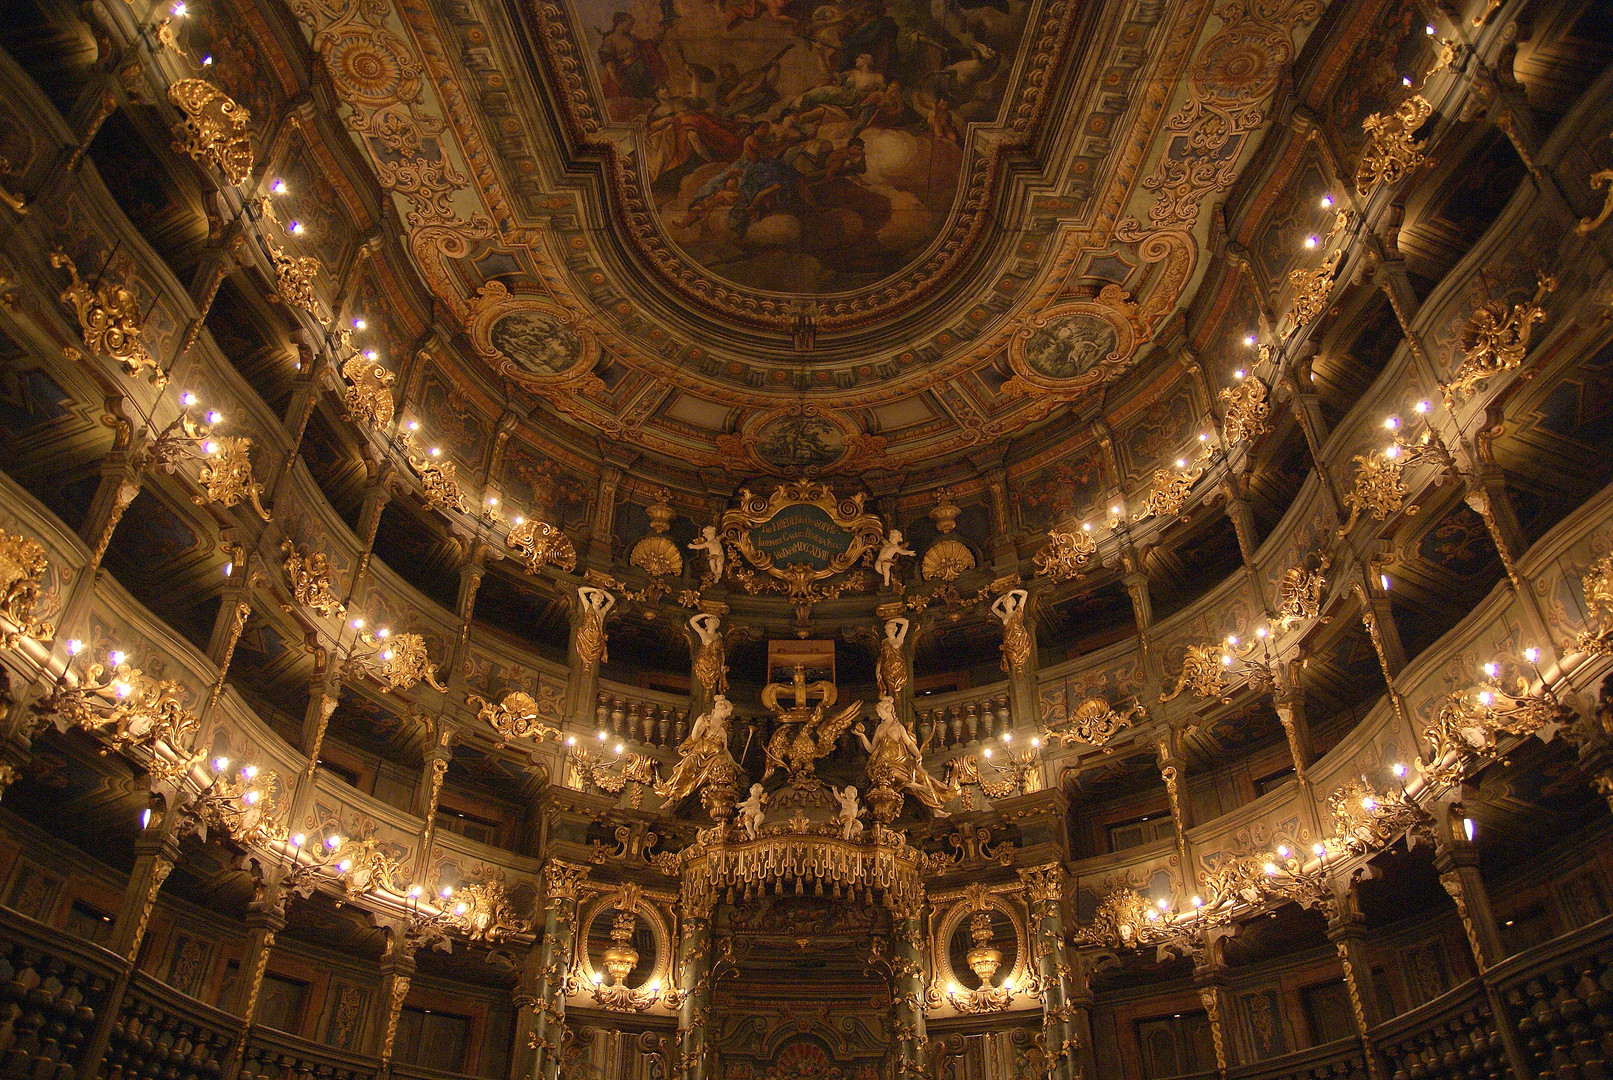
100,971,242,1080
1491,913,1613,1080
1227,1038,1366,1080
239,1028,378,1080
0,907,122,1080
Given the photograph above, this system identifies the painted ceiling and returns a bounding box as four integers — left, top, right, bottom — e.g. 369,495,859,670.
285,0,1324,472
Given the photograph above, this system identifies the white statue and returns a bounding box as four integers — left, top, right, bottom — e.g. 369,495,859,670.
835,785,864,840
875,529,915,587
737,782,767,840
688,525,725,583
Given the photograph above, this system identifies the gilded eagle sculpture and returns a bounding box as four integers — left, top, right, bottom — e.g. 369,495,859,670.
759,663,863,789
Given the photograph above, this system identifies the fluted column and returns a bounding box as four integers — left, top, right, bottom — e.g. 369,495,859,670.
676,892,715,1080
1022,866,1077,1080
532,860,588,1080
890,901,929,1080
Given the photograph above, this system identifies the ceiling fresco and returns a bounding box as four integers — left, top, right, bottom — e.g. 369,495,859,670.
283,0,1324,472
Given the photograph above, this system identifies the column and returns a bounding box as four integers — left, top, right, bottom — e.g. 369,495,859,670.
1155,735,1194,893
1462,468,1556,654
1066,950,1099,1080
981,462,1016,573
509,932,545,1080
1192,944,1233,1080
79,448,143,571
1326,877,1385,1080
450,544,488,677
586,464,623,566
414,727,455,865
201,562,255,726
367,925,417,1074
348,478,394,611
1273,688,1325,840
890,902,929,1080
268,346,329,503
676,890,715,1080
1432,806,1532,1080
1124,568,1163,702
1022,866,1077,1080
1000,594,1039,735
532,861,588,1080
221,878,287,1080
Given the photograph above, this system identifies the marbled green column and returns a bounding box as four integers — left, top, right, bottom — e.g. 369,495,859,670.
532,861,588,1080
890,903,928,1080
676,894,715,1080
1022,866,1079,1080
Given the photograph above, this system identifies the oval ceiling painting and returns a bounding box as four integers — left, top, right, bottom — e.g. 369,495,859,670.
553,0,1047,295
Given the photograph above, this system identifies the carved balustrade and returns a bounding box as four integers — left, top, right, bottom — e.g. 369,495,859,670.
1368,980,1511,1080
239,1027,379,1080
914,688,1014,749
1226,1039,1366,1080
1492,913,1613,1079
0,907,121,1080
101,971,241,1080
594,684,690,748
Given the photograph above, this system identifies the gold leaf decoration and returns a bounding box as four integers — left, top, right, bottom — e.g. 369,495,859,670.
167,79,255,185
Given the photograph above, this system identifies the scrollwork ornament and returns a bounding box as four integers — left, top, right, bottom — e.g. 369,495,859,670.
400,432,468,514
1287,251,1341,326
267,242,323,318
282,542,345,618
337,335,395,431
1219,376,1271,446
1043,696,1143,748
350,631,447,693
470,691,561,744
507,518,576,574
1355,95,1433,195
1159,643,1231,703
1131,462,1206,523
49,250,163,385
43,659,201,754
1577,552,1613,656
1033,529,1096,582
1337,452,1410,536
0,530,54,648
1327,780,1433,855
1419,661,1573,784
1575,132,1613,235
1276,554,1330,630
167,79,255,185
196,436,270,520
1442,274,1556,402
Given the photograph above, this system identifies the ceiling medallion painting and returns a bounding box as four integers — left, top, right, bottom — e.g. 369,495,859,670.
527,0,1074,306
1002,287,1143,398
466,282,605,392
717,404,886,475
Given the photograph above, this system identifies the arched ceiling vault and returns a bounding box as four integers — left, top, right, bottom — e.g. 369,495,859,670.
279,0,1324,474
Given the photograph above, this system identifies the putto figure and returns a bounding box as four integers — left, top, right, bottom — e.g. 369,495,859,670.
875,528,915,587
835,784,864,840
688,524,725,584
737,782,767,839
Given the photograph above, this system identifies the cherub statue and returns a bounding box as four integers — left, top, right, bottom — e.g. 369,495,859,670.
875,529,915,587
835,785,864,840
854,695,953,816
688,525,725,583
737,782,767,840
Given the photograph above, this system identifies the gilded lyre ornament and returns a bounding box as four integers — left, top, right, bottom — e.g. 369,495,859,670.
0,530,53,648
1275,553,1330,630
1328,780,1432,856
350,630,448,693
267,242,322,318
196,436,270,520
400,432,469,513
1159,643,1231,703
1355,95,1433,195
1577,552,1613,656
282,542,345,618
469,691,561,744
991,588,1032,675
1132,461,1205,523
1419,660,1571,784
574,585,614,673
1219,375,1271,446
1443,274,1556,402
507,518,576,573
1033,528,1096,582
49,250,163,385
1044,696,1143,748
1575,132,1613,235
1287,251,1341,326
167,79,255,185
338,335,395,431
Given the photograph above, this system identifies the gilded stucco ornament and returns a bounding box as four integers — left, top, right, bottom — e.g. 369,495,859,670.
717,405,887,478
1287,251,1341,326
400,431,469,514
1160,643,1233,704
855,694,954,820
1001,290,1143,400
1577,552,1613,656
920,539,975,582
1419,660,1572,784
348,630,447,693
759,663,863,788
446,876,530,944
1199,851,1327,911
186,765,288,845
1443,274,1556,402
1131,460,1207,523
1575,131,1613,235
50,250,163,385
282,542,345,618
689,612,728,697
465,283,603,392
991,589,1032,675
573,585,614,673
1337,451,1411,535
196,436,270,520
1328,780,1433,855
1275,553,1329,631
0,530,53,648
338,334,396,431
630,535,683,577
1218,374,1271,446
470,691,561,744
44,658,200,754
653,695,739,813
507,518,576,574
1075,889,1189,954
1355,96,1433,195
1043,696,1143,749
720,483,886,602
167,79,255,185
267,242,323,318
1033,528,1096,583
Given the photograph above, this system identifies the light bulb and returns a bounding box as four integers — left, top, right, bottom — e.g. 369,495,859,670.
409,885,422,897
614,744,624,754
1380,574,1392,591
291,833,305,847
243,765,258,779
1276,845,1290,858
1319,195,1333,208
982,747,993,758
202,54,213,64
289,221,306,235
1463,818,1476,841
566,736,575,746
1001,731,1012,743
1402,75,1413,87
1477,690,1494,706
141,808,152,829
1243,334,1255,347
244,791,260,804
1385,416,1399,429
206,409,222,425
213,756,230,771
1361,796,1377,810
1234,368,1246,379
1414,400,1430,413
181,391,198,406
1304,235,1318,249
364,349,378,361
66,639,83,655
203,440,219,455
1031,738,1041,748
1482,662,1498,677
1312,842,1325,856
1175,458,1186,468
352,318,366,330
271,179,288,195
1263,862,1278,875
1392,763,1406,777
109,650,126,666
1523,647,1539,663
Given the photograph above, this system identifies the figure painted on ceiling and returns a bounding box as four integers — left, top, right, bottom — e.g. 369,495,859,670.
599,12,671,119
